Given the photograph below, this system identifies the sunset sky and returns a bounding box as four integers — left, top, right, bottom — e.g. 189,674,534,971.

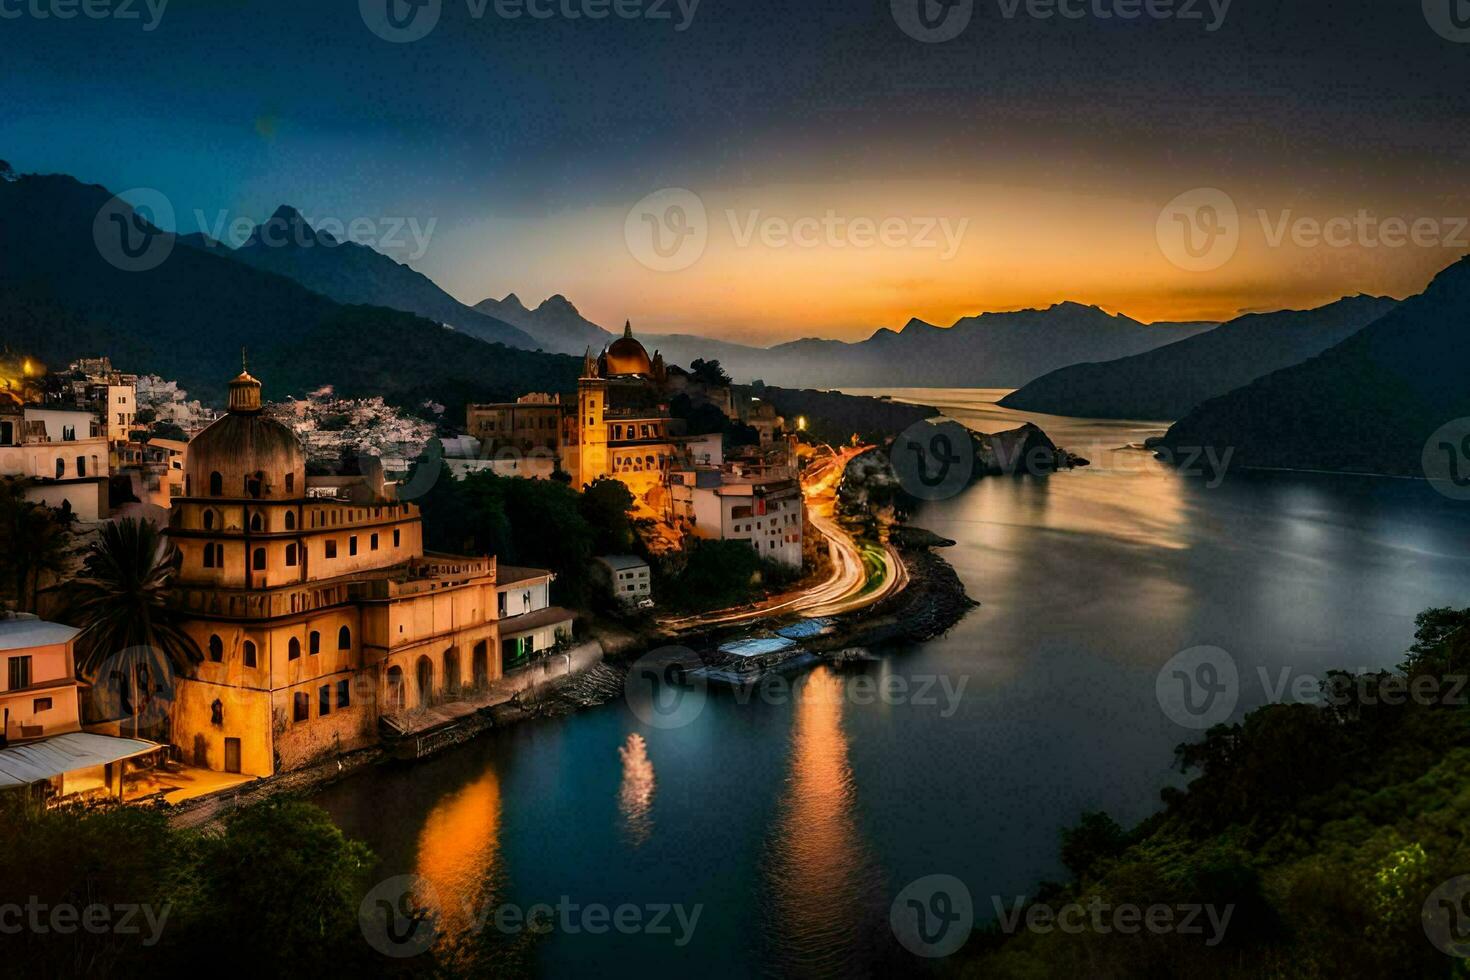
5,0,1468,344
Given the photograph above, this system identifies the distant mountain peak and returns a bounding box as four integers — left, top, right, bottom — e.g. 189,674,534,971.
244,204,336,248
500,292,528,311
539,293,579,314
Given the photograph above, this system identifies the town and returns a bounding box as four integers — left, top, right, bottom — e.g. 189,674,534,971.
0,326,895,804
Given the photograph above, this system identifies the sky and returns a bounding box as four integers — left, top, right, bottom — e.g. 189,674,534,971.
4,0,1470,344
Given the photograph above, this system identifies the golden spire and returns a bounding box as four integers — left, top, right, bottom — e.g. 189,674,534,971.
229,350,262,413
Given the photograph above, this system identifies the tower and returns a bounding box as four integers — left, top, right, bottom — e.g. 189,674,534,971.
576,347,608,487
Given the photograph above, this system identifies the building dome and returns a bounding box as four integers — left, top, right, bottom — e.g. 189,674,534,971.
599,321,653,377
185,367,305,500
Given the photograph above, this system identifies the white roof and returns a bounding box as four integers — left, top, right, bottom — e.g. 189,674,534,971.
0,732,160,788
596,555,648,571
0,618,80,651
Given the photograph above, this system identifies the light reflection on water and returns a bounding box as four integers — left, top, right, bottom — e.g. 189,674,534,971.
314,389,1470,978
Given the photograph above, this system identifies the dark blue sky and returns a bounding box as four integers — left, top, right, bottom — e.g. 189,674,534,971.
5,0,1470,338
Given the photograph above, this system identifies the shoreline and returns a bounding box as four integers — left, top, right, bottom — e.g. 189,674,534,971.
164,519,977,827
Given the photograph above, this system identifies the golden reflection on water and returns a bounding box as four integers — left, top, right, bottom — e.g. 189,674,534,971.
766,666,881,974
619,732,656,847
414,768,503,939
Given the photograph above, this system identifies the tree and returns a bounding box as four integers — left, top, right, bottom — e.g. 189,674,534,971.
65,519,202,735
0,480,71,611
1059,810,1128,880
579,477,636,555
689,358,731,386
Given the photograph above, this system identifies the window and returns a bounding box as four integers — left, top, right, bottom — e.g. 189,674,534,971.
285,512,296,530
243,640,257,668
203,543,218,569
77,456,86,477
252,547,265,571
370,533,379,551
62,424,76,441
250,513,263,532
55,457,65,479
393,529,400,548
293,692,309,722
285,473,295,494
209,471,223,496
33,697,52,713
309,631,321,655
7,656,31,690
288,637,301,660
325,539,338,559
203,510,215,530
338,626,351,650
208,635,223,662
285,543,298,567
337,679,351,708
319,685,331,716
349,536,358,556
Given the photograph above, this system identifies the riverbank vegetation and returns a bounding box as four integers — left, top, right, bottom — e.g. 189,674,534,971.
955,606,1470,978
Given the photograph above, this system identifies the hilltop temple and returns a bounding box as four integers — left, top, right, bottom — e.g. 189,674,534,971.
161,366,571,776
567,321,681,491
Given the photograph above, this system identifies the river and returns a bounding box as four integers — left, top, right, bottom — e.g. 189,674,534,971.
314,388,1470,977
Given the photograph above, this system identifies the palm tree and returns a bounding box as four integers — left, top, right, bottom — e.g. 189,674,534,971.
0,480,71,612
66,518,202,738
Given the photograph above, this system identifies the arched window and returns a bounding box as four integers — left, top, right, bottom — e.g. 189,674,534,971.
288,637,301,660
285,543,298,567
386,666,405,711
285,473,295,494
284,511,296,530
252,547,265,571
55,457,65,479
208,635,223,662
250,513,263,532
77,456,86,477
309,631,320,655
202,543,217,569
338,626,351,650
209,471,223,496
203,510,215,530
246,472,263,499
243,640,257,668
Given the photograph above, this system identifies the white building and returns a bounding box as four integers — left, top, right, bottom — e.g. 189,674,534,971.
104,383,136,446
675,461,804,569
0,405,110,520
593,555,652,606
495,566,574,671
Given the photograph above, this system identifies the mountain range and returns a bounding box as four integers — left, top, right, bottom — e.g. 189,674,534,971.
1155,256,1470,476
181,206,541,351
998,294,1400,421
0,174,580,410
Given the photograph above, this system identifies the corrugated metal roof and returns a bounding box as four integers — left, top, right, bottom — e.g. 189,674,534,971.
0,732,160,788
0,618,80,651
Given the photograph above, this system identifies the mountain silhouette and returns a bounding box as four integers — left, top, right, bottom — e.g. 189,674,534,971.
1156,256,1470,476
999,294,1399,420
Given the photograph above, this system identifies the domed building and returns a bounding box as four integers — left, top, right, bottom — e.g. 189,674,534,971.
570,321,680,491
165,367,572,778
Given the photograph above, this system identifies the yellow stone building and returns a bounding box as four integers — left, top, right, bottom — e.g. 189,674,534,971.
569,322,681,492
165,367,570,777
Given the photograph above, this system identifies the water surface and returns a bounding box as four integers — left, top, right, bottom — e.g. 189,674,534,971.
317,389,1470,977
